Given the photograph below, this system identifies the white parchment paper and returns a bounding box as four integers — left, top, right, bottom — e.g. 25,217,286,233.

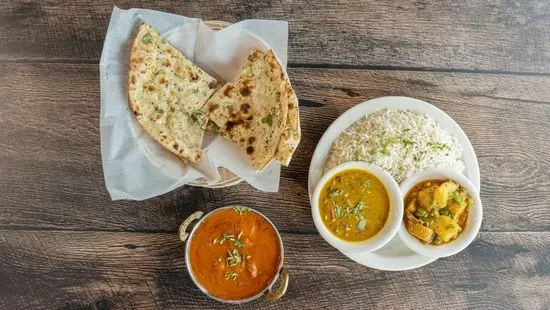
99,7,289,200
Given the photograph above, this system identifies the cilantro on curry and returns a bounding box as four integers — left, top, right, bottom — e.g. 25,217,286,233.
319,169,390,241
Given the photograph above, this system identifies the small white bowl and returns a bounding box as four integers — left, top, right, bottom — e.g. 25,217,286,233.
398,168,483,258
311,162,403,253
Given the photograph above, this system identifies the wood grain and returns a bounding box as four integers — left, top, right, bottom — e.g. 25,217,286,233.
0,230,548,309
1,63,549,233
1,1,549,309
1,1,550,72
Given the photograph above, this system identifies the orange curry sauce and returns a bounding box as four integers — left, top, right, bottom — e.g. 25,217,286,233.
189,207,281,300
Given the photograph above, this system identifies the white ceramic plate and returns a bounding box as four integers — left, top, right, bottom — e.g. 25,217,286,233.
308,96,480,271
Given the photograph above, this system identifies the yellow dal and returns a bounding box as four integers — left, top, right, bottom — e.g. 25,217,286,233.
319,169,390,241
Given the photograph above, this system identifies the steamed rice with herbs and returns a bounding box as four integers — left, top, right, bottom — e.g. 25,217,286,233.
324,109,465,183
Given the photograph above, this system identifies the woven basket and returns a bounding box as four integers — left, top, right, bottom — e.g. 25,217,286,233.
188,21,242,188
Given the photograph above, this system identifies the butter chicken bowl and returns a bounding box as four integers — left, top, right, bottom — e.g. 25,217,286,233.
312,161,403,253
179,206,288,304
398,168,482,258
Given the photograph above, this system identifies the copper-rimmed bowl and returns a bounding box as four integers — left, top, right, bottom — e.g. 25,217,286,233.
179,206,288,303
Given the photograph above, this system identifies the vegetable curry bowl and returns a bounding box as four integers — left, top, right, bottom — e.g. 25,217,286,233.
312,162,403,253
404,179,472,245
398,168,482,258
179,206,288,304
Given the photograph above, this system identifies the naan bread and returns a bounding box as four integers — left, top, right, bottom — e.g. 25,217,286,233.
128,23,218,163
273,80,301,166
207,49,291,170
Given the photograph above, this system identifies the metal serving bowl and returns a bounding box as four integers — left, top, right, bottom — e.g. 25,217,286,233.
179,205,288,304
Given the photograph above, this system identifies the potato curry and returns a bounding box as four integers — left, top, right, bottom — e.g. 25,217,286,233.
404,179,472,245
319,169,390,242
189,207,281,300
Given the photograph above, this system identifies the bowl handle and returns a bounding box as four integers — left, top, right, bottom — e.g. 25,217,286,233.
179,211,204,242
265,268,289,301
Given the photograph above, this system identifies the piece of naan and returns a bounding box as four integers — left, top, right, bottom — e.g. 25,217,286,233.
128,23,218,163
273,79,301,166
206,49,292,170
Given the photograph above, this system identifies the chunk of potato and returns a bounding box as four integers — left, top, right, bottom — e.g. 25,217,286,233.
448,198,467,220
406,220,435,243
417,186,437,211
434,181,459,209
433,216,460,242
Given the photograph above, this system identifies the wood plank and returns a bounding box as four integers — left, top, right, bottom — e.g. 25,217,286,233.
0,231,548,309
1,63,549,232
1,1,550,72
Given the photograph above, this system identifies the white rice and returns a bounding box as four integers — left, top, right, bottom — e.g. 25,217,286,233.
324,109,465,183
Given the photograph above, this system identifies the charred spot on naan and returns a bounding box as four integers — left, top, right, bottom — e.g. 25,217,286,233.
220,101,256,132
223,85,234,97
159,132,168,142
240,103,251,114
240,85,252,96
187,69,199,81
226,119,244,131
208,103,220,112
131,57,144,65
129,75,136,87
268,58,277,69
249,49,261,60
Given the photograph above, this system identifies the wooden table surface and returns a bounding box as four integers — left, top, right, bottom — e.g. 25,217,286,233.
1,1,550,309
